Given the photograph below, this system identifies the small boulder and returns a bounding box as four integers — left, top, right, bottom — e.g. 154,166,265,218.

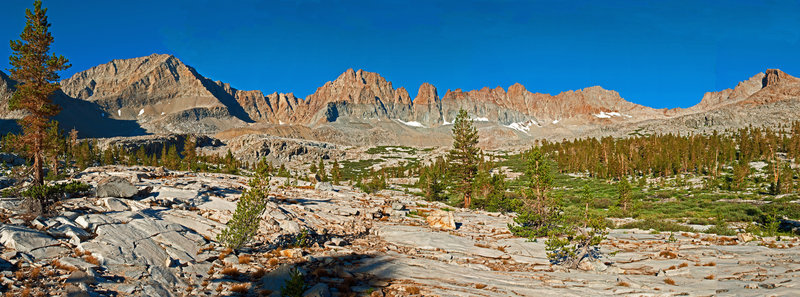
96,176,138,198
103,198,129,211
315,182,334,192
426,210,456,230
391,202,405,210
779,219,800,235
280,248,304,258
303,283,331,297
737,232,755,243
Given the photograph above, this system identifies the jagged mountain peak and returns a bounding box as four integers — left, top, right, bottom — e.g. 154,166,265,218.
763,69,800,87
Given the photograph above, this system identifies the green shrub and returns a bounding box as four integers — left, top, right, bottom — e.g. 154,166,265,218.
280,268,307,297
705,222,736,236
545,211,608,268
18,181,91,215
217,158,270,250
620,219,695,233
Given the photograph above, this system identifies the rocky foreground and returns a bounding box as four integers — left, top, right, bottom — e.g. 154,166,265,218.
0,166,798,296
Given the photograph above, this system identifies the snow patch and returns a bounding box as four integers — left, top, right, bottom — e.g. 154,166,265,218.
504,120,539,134
161,112,165,115
117,109,121,116
396,119,425,128
138,109,144,116
593,111,633,119
472,117,489,122
552,119,560,124
279,120,284,125
442,114,453,125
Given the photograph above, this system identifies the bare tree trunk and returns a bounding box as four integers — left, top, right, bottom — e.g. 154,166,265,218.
33,133,43,185
464,192,471,208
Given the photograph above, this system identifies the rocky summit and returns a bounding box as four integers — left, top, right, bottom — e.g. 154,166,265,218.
3,54,800,148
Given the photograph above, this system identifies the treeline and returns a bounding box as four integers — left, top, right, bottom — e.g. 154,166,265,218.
542,123,800,183
1,129,246,178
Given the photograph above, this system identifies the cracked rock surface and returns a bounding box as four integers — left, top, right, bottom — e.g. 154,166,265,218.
0,165,798,296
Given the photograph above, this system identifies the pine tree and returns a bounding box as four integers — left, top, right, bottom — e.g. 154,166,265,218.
447,109,480,208
182,136,196,170
509,147,566,238
217,157,270,249
617,177,632,213
318,159,327,182
166,145,180,169
43,121,64,179
7,0,71,185
330,159,341,185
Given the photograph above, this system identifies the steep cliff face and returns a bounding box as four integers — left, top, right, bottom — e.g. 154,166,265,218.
295,69,414,125
740,69,800,105
0,71,21,119
410,83,442,127
59,54,257,134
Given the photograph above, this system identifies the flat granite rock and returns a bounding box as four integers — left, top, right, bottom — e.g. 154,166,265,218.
0,224,62,255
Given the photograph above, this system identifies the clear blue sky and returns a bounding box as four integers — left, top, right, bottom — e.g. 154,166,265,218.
2,0,798,108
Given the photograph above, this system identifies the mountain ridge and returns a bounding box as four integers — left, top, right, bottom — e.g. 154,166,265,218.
1,54,798,145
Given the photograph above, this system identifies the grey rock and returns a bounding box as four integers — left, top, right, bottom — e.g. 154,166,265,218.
0,258,11,270
149,265,183,287
280,220,302,235
329,237,347,246
103,197,129,211
96,176,138,198
59,257,98,271
75,214,120,232
64,284,90,297
262,264,303,293
0,224,60,254
315,182,334,191
779,219,800,235
49,223,92,241
391,202,405,210
303,283,331,297
335,206,359,216
66,270,96,284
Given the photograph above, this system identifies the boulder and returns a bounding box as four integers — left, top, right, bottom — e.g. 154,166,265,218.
262,264,303,293
303,283,331,297
96,176,138,198
103,198,130,211
315,182,334,191
779,219,800,235
737,232,756,243
0,224,60,253
426,210,456,230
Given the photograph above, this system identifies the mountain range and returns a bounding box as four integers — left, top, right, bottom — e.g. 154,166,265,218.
1,53,799,147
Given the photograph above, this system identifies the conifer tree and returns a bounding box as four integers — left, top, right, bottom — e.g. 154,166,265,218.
182,136,196,170
448,109,480,208
318,159,327,182
217,157,270,249
330,159,341,185
617,177,632,213
309,162,317,175
7,0,71,185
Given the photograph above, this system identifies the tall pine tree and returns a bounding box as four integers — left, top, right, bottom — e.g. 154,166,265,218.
8,0,70,185
448,109,480,208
